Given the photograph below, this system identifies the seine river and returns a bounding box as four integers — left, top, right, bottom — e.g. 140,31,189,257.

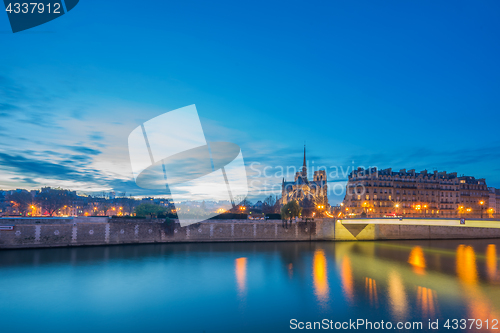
1,239,499,332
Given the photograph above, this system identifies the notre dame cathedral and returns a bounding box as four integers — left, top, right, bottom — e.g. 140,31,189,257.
281,146,328,213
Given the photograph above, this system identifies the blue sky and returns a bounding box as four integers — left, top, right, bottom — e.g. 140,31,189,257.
1,0,500,204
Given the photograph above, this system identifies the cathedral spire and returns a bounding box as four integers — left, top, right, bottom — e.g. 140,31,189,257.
302,144,307,176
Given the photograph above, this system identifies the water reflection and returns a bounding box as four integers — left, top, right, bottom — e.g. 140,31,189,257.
408,246,426,275
456,245,478,285
340,256,354,303
365,277,379,308
486,244,497,282
387,271,408,320
1,240,500,333
312,249,329,305
288,263,293,279
416,286,438,318
235,257,247,297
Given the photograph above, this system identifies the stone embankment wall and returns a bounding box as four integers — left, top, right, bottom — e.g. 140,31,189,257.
0,218,316,249
1,217,500,249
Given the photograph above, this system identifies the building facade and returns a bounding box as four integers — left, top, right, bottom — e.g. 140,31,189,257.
343,167,495,218
281,146,328,209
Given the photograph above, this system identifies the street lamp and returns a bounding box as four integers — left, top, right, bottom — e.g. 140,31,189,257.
362,201,368,215
479,200,485,219
394,203,400,216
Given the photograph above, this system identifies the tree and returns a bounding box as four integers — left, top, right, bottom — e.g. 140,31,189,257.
281,200,302,219
100,201,111,216
9,191,33,216
233,195,252,207
122,195,138,215
36,188,72,216
263,195,280,214
134,203,168,218
300,196,315,217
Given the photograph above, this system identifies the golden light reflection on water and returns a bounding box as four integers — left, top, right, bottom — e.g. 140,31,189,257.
387,271,408,320
235,257,247,296
313,249,329,305
340,256,354,303
456,245,478,285
416,286,438,318
486,244,497,282
365,277,378,308
332,241,500,327
454,245,500,332
408,246,426,275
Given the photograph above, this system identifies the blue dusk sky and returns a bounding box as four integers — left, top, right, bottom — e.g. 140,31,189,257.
1,0,500,204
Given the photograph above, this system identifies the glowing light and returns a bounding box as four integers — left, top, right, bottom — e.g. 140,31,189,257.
416,286,437,318
313,249,329,305
340,256,353,303
456,245,478,285
486,244,497,282
408,246,426,275
388,271,408,320
365,277,378,307
235,257,247,297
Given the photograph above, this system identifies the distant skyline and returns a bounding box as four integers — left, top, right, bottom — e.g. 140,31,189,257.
1,0,500,205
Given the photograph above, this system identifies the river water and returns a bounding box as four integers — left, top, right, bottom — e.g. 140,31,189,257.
0,239,499,332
